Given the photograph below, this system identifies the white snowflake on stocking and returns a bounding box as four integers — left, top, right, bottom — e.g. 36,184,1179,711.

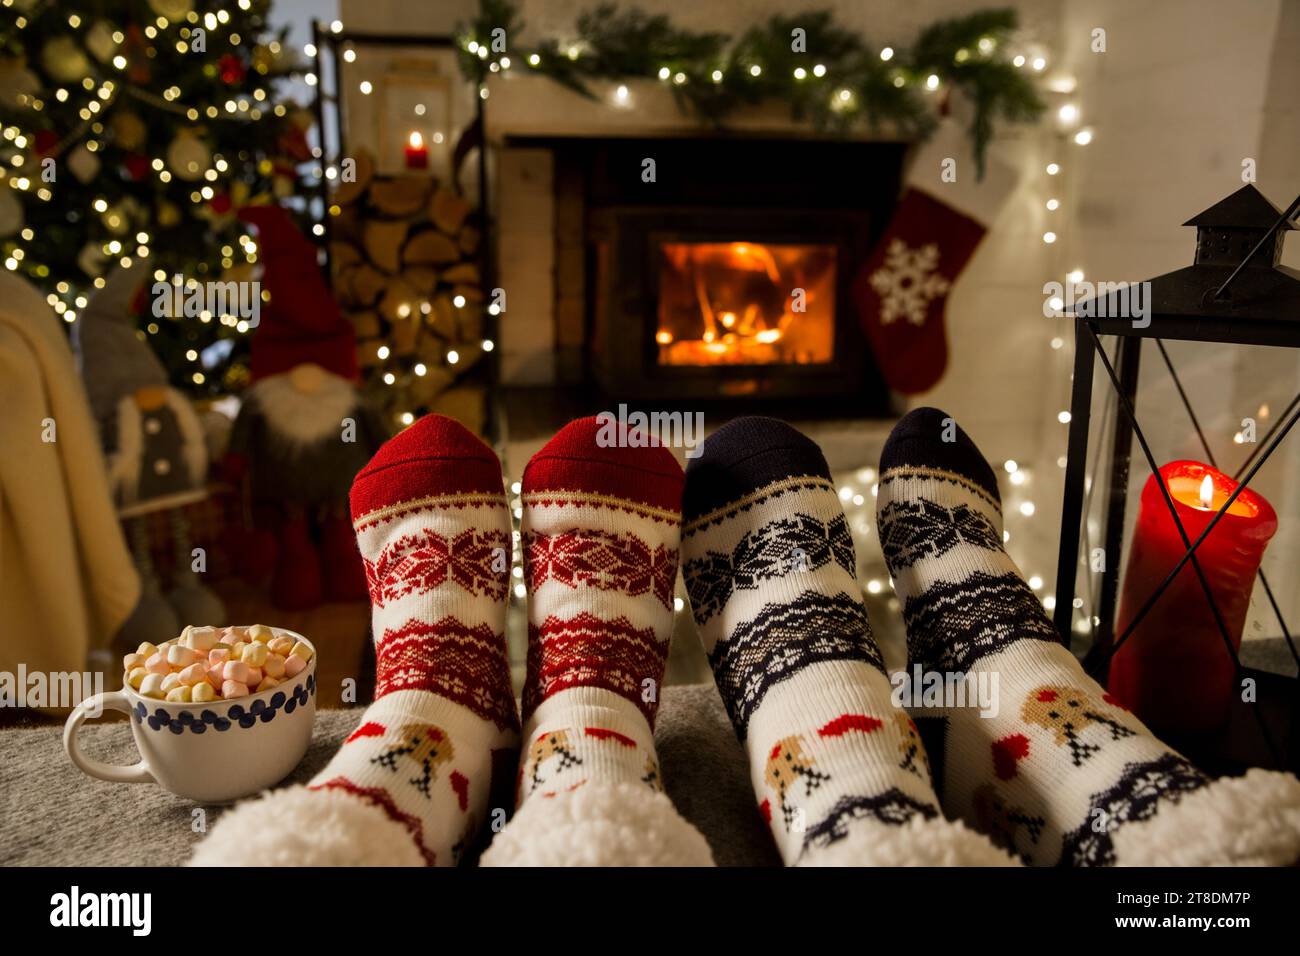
868,239,951,326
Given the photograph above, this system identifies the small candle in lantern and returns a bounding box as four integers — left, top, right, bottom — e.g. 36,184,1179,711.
403,131,429,169
1109,460,1277,734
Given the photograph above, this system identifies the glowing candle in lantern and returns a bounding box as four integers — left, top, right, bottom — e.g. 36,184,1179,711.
404,131,429,169
1109,461,1277,734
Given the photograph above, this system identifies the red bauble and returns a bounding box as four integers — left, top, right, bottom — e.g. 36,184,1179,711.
208,191,233,216
124,153,151,181
218,54,246,85
34,130,60,157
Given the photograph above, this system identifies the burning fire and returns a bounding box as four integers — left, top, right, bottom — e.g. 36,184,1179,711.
656,241,836,367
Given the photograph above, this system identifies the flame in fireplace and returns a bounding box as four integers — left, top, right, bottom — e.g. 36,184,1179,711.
657,241,836,366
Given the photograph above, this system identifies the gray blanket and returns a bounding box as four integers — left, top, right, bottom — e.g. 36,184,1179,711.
0,683,781,867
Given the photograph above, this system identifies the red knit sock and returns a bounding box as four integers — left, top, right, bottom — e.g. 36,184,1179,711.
516,416,683,805
308,414,519,865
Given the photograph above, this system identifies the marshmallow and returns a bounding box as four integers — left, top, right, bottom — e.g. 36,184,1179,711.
267,636,294,656
123,625,316,703
138,673,166,699
262,654,286,679
178,662,208,686
225,660,251,686
183,626,220,653
241,642,268,667
166,644,197,668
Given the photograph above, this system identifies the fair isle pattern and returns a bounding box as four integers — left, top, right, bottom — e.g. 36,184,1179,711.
878,498,1003,570
524,528,677,610
1058,754,1209,866
521,488,680,524
521,612,667,726
364,527,510,607
900,570,1061,672
800,789,939,856
710,592,885,739
352,491,508,532
375,617,518,733
682,475,835,535
683,512,856,624
876,413,1230,867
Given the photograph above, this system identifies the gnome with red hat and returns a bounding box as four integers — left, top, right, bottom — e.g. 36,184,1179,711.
226,204,388,609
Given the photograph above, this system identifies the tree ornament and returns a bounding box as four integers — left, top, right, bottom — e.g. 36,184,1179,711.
218,53,247,85
146,0,194,21
0,57,40,108
167,130,210,181
124,153,151,182
40,36,91,84
110,110,147,151
85,21,121,63
33,129,60,158
67,144,101,184
156,200,182,228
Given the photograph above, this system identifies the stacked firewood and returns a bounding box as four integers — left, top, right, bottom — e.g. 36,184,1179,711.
329,149,486,423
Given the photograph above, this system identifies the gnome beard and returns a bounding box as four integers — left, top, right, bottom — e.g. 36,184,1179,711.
228,364,386,609
227,205,387,609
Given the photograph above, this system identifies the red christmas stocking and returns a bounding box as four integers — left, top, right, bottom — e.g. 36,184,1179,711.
852,120,1018,394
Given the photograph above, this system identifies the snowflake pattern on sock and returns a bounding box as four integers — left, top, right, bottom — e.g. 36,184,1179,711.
683,512,856,624
878,498,1002,570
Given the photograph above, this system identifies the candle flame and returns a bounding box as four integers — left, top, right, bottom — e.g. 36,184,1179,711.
1199,474,1214,509
408,130,424,148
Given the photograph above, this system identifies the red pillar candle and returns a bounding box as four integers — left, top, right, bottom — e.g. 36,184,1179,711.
403,131,429,170
1109,460,1277,733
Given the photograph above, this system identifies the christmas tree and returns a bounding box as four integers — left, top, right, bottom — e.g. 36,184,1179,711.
0,0,314,394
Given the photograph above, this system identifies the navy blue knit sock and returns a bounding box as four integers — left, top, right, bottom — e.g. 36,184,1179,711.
682,416,1010,866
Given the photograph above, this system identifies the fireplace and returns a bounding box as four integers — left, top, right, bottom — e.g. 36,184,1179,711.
513,135,905,413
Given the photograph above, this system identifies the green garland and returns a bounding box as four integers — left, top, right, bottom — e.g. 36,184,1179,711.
455,2,1044,176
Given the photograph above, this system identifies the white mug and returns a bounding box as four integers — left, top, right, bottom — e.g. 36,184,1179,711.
63,629,318,803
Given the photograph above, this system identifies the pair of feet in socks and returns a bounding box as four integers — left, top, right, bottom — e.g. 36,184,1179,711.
195,410,1300,866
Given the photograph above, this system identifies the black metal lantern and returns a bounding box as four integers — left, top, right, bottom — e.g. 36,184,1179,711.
1052,184,1300,773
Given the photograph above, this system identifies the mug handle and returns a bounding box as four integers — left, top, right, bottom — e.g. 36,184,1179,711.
63,689,155,785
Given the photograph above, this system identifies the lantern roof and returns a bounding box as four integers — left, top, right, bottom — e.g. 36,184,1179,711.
1066,185,1300,344
1183,184,1294,230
